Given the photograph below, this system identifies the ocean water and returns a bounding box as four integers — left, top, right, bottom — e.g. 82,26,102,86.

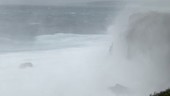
0,5,115,40
0,5,116,52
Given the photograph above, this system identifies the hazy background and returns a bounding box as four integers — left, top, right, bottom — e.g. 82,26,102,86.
0,0,121,6
0,0,124,52
0,0,124,41
0,0,169,41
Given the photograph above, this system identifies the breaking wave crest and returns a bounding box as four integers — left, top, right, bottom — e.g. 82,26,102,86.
107,9,170,96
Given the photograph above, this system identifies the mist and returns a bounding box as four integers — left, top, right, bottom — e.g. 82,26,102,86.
0,0,170,96
106,0,170,95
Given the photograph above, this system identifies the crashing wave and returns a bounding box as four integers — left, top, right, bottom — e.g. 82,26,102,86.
125,11,170,93
126,11,170,61
108,11,170,96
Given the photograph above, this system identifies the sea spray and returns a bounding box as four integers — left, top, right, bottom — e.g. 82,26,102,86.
106,1,170,96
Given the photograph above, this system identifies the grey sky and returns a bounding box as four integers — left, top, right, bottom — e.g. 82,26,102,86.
0,0,106,5
0,0,169,7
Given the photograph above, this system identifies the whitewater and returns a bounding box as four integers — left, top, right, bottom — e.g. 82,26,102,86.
0,33,115,96
1,1,170,96
1,12,170,96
